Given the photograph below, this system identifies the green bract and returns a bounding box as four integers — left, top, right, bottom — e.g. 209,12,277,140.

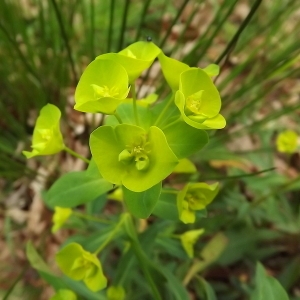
177,182,219,224
22,104,65,158
158,52,220,90
50,289,77,300
90,124,178,192
52,207,72,233
55,243,107,292
180,228,205,258
74,59,129,114
158,52,189,91
175,68,226,130
97,41,161,82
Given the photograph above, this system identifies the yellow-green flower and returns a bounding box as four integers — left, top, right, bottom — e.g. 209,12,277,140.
180,228,205,258
22,104,65,158
51,207,72,233
50,289,77,300
97,41,161,82
90,124,178,192
177,182,219,224
276,130,298,153
74,59,130,114
175,68,226,130
56,243,107,292
107,285,126,300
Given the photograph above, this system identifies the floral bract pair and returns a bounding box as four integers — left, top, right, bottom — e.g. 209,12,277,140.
74,41,161,114
90,124,178,192
22,104,65,158
56,243,107,292
177,182,219,224
158,52,226,130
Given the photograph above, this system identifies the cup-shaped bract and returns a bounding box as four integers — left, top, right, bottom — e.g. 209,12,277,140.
177,182,219,224
90,124,178,192
175,68,226,130
50,289,77,300
97,42,161,82
56,243,107,292
22,104,65,159
276,130,298,153
52,207,72,233
180,228,205,258
74,59,130,114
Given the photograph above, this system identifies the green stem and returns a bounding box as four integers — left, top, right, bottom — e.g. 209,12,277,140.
94,217,124,255
153,93,175,126
114,112,123,124
131,83,140,126
72,212,112,224
124,214,162,300
64,146,90,164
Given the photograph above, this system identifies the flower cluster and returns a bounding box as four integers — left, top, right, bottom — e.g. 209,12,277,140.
78,41,225,197
23,41,226,294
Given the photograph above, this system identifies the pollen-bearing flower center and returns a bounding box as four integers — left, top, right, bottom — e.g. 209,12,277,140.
39,129,53,141
118,136,151,171
91,84,119,99
186,90,204,115
185,190,204,209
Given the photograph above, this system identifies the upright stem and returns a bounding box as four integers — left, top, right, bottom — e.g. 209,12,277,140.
153,93,175,126
64,146,90,164
131,83,140,126
94,217,124,255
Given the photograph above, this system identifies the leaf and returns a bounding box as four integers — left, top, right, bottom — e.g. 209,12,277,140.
250,262,289,300
105,103,153,131
26,241,66,290
152,191,178,221
183,232,228,285
173,158,197,173
44,170,112,208
123,182,162,218
159,266,190,300
163,120,208,159
197,277,217,300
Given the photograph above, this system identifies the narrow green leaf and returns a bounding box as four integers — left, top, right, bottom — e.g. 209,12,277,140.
123,182,162,218
163,120,208,159
152,191,178,221
251,262,289,300
26,241,66,290
44,170,112,208
197,277,217,300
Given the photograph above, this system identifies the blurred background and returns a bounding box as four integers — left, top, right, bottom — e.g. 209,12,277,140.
0,0,300,299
